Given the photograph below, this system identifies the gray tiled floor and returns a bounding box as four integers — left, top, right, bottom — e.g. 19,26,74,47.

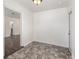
6,41,71,59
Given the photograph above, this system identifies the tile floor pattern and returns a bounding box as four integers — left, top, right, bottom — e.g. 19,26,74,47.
6,41,71,59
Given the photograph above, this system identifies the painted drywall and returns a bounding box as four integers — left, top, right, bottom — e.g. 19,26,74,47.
4,0,70,48
5,16,20,37
71,10,75,59
4,0,33,46
71,0,75,58
33,8,69,47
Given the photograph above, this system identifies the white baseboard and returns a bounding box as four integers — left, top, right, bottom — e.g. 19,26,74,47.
33,40,68,48
21,41,32,47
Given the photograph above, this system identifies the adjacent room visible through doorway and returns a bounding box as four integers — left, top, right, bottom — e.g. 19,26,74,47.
4,0,75,59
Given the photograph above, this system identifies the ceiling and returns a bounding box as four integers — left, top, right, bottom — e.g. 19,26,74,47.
5,8,20,18
14,0,70,12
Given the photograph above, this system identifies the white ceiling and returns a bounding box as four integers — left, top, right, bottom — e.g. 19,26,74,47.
5,8,20,18
14,0,70,12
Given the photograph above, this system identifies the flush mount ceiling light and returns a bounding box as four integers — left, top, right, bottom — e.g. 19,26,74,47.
33,0,42,5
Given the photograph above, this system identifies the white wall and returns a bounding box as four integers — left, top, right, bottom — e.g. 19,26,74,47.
4,0,75,58
4,0,70,48
70,10,75,59
33,8,69,47
71,0,75,58
4,0,33,46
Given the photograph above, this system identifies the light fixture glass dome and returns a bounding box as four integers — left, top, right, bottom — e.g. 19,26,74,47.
33,0,42,5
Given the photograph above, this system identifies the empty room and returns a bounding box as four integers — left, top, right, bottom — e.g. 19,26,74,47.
4,0,75,59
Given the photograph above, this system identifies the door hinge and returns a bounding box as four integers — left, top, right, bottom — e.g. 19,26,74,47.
68,33,71,35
